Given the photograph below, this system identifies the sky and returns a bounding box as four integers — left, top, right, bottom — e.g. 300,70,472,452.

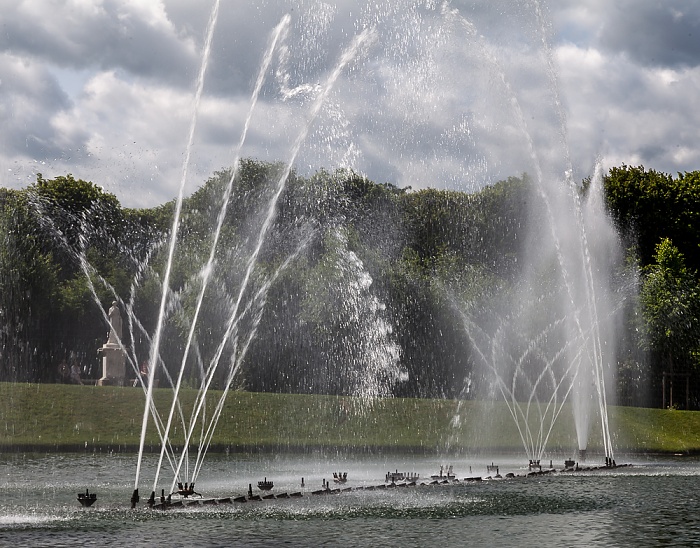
1,0,699,208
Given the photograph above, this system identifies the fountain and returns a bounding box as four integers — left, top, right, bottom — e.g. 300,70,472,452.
109,2,405,501
5,4,700,545
143,0,626,477
452,157,628,465
436,6,631,463
9,1,634,506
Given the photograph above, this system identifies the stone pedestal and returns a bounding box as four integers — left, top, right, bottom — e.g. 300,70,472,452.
97,343,126,386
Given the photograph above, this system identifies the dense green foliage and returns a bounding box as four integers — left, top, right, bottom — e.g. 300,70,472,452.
0,175,159,382
604,165,700,407
1,161,699,408
605,166,700,272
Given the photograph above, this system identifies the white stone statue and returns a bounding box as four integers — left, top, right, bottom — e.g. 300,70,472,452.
107,301,122,345
99,301,126,386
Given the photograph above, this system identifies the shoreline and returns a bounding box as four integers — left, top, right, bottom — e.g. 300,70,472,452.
1,442,699,457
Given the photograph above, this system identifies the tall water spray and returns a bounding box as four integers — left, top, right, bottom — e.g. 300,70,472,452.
387,0,624,461
124,4,387,497
134,0,221,490
150,12,292,494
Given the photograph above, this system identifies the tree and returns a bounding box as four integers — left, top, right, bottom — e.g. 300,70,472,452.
0,188,61,381
604,165,700,272
640,238,700,408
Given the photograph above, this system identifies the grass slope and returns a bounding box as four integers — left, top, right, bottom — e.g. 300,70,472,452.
0,383,698,455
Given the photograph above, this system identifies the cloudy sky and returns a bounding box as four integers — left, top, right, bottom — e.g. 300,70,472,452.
1,0,699,208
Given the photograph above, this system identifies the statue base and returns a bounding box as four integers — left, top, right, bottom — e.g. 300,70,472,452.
97,343,126,386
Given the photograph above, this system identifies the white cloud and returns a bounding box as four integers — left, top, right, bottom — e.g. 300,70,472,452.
557,41,700,178
1,0,699,207
46,69,225,206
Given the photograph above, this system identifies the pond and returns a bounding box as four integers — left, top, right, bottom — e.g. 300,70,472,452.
0,453,698,547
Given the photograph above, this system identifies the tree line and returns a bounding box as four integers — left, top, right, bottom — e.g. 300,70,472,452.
0,161,698,408
604,166,700,408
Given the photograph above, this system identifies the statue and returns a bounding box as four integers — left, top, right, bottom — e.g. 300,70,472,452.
107,301,122,345
99,301,126,386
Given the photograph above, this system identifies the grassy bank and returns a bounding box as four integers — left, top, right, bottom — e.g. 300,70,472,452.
1,382,699,455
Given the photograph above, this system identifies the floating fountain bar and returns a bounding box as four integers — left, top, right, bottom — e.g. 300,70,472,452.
128,459,632,510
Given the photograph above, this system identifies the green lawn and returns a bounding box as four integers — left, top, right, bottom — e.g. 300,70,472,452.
1,382,699,455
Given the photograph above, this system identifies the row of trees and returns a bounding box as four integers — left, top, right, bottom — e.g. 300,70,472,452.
605,166,700,408
0,161,698,407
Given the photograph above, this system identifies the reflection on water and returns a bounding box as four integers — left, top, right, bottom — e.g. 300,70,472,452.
0,454,698,547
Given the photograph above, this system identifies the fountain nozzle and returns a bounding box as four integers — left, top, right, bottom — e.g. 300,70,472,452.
77,488,97,507
130,488,140,509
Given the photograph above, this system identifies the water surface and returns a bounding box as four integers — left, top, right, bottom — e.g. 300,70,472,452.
0,453,697,547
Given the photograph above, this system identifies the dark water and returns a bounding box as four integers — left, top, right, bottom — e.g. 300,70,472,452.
0,453,698,547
